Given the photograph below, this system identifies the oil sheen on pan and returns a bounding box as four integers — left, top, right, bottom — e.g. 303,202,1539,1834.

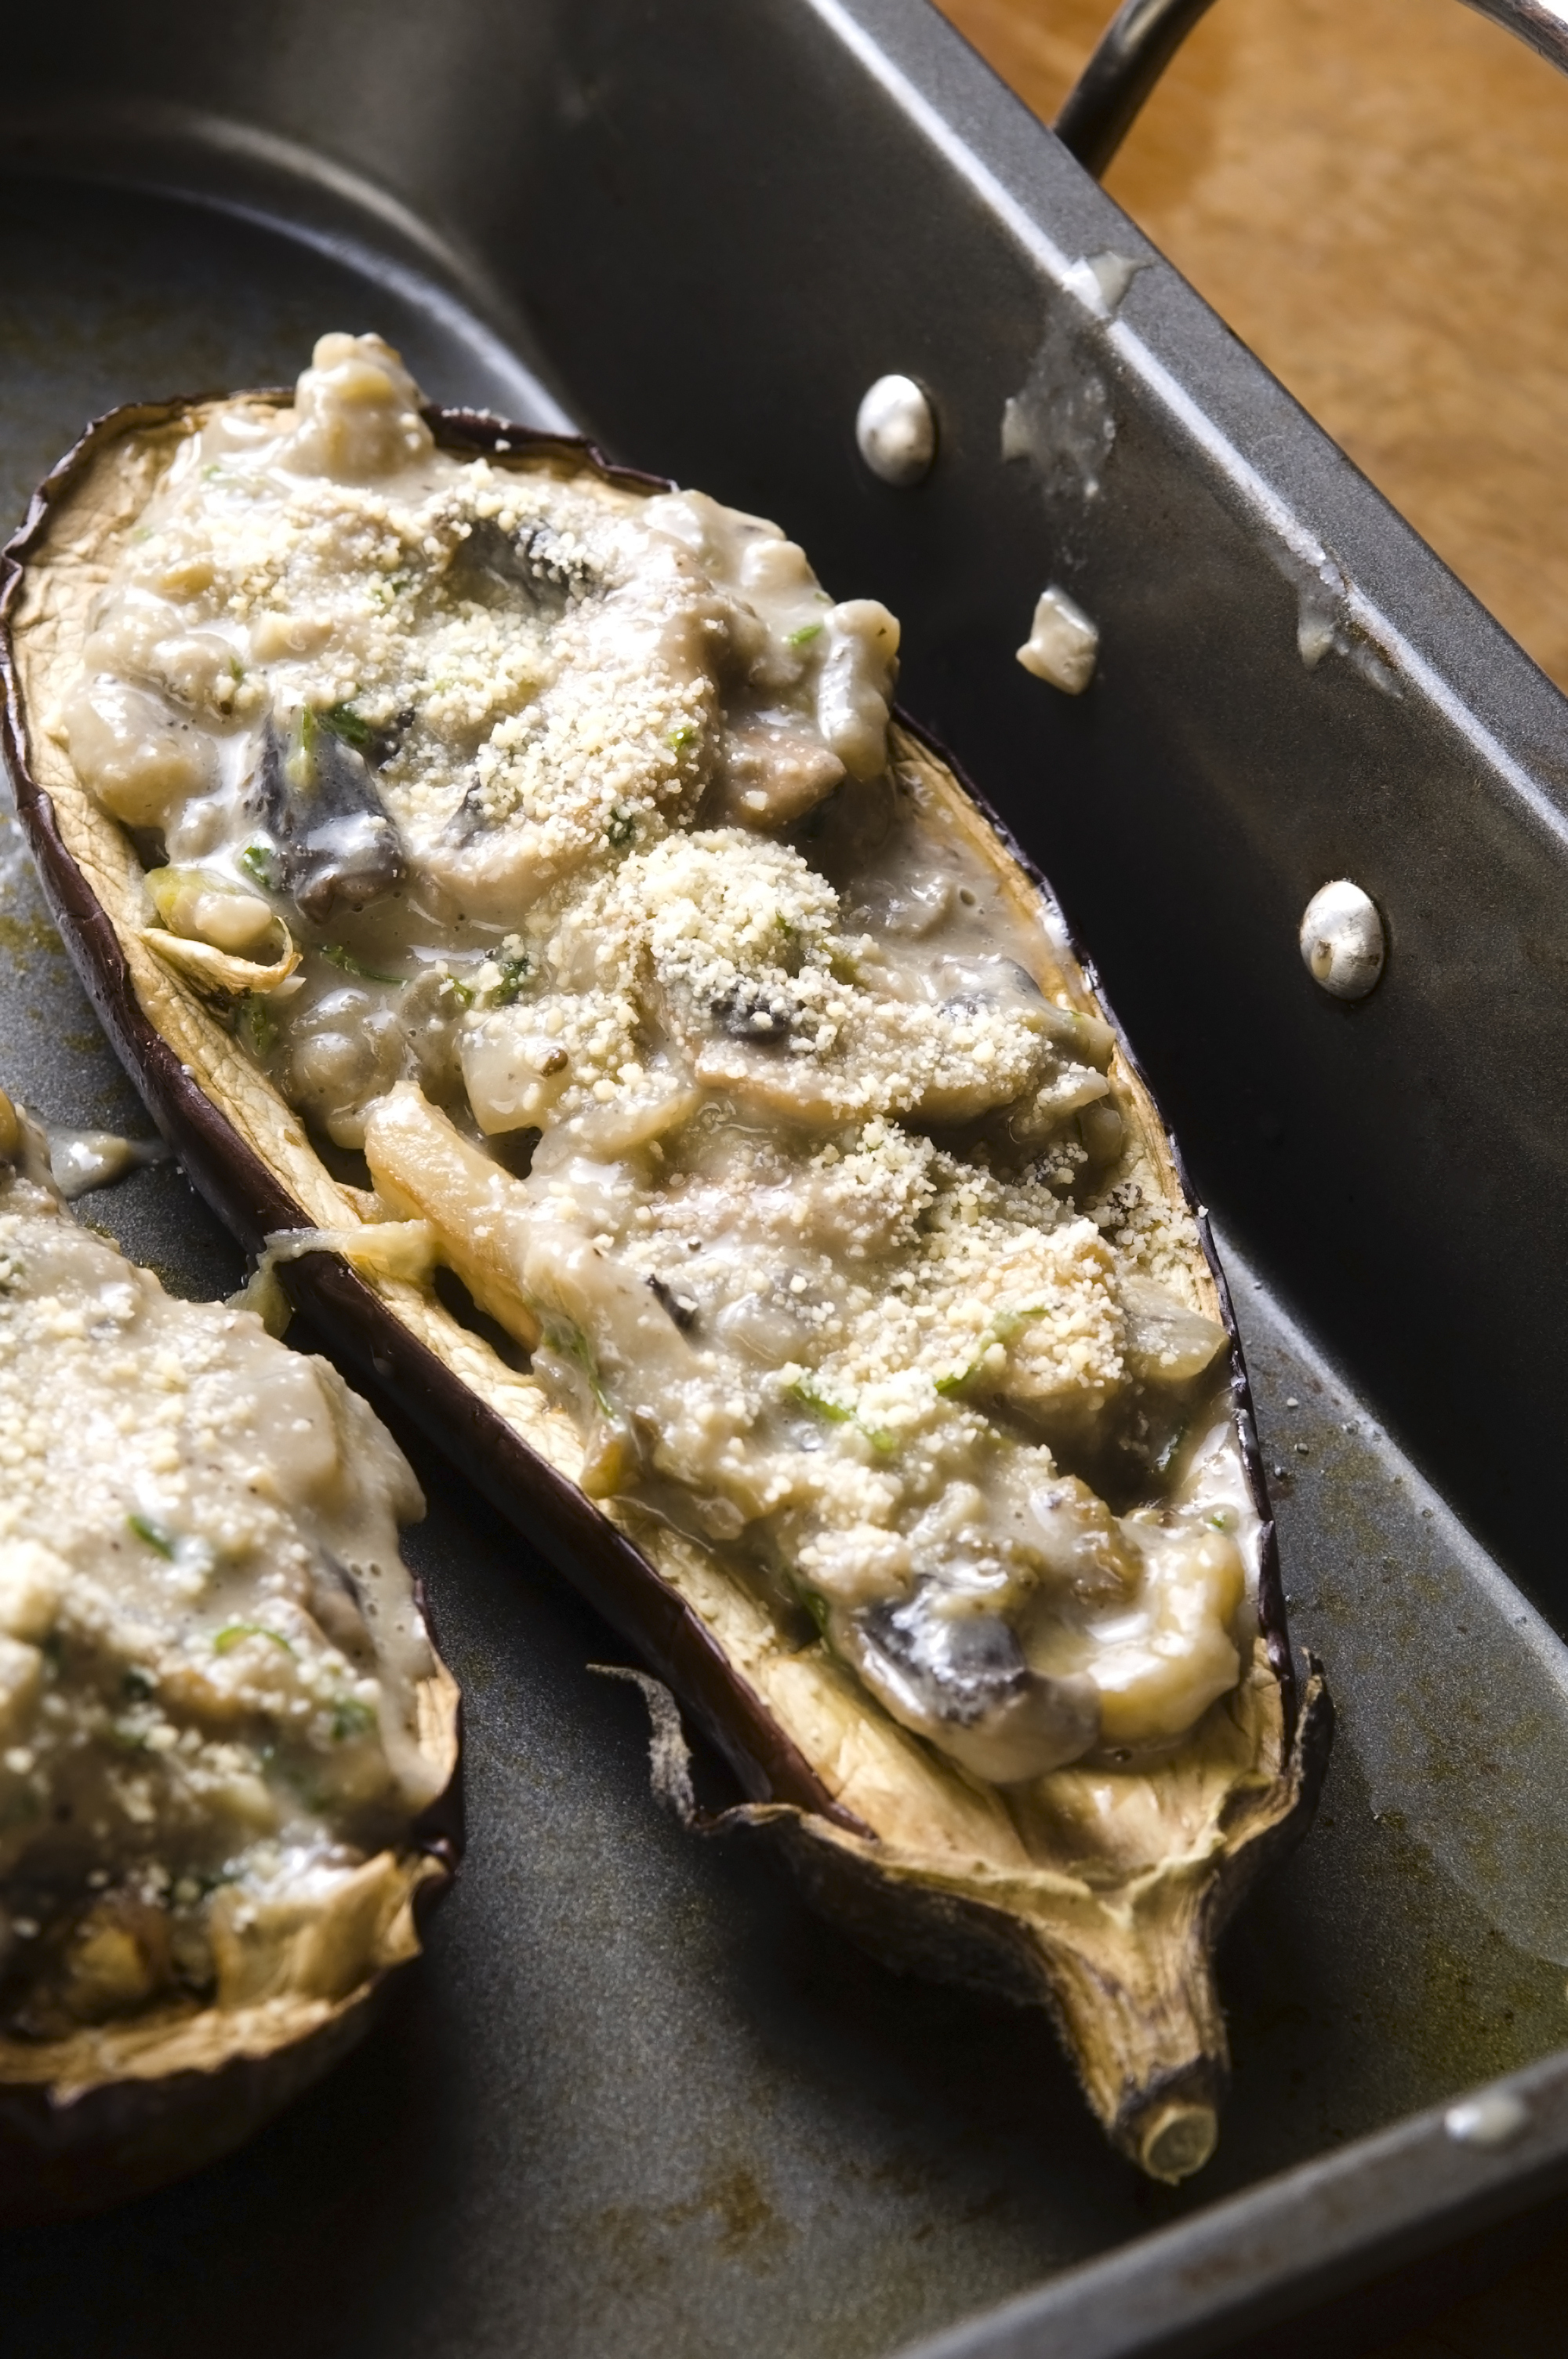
0,333,1329,2183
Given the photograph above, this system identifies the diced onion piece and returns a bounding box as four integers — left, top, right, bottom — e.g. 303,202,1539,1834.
145,866,281,957
64,676,216,827
1089,1530,1247,1747
363,1082,542,1349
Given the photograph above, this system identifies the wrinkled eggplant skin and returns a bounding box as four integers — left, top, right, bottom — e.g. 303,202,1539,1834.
0,398,1323,2179
0,1998,372,2227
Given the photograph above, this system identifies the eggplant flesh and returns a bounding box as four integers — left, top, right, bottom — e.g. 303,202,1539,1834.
0,346,1328,2183
0,1093,459,2224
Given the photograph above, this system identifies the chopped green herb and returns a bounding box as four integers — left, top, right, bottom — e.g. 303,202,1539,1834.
542,1316,615,1418
785,1373,854,1424
213,1623,295,1658
331,1696,377,1741
295,701,369,774
992,1303,1047,1344
490,951,534,1005
606,807,637,849
122,1667,155,1703
321,943,406,987
667,722,698,752
317,700,375,751
786,622,823,647
238,994,278,1059
935,1303,1048,1397
314,700,404,763
798,1587,832,1638
790,1396,902,1455
227,652,245,684
238,841,280,892
128,1513,176,1559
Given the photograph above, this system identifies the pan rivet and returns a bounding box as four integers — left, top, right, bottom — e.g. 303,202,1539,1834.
1444,2090,1530,2148
855,375,937,485
1299,880,1385,1000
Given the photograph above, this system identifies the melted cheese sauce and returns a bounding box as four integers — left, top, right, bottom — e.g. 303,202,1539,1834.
61,333,1255,1789
0,1153,441,2037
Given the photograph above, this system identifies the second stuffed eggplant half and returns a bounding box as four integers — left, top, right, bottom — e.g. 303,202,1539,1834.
2,335,1327,2180
0,1089,459,2221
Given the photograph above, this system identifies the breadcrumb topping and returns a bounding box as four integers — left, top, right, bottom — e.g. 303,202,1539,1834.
69,331,1250,1790
0,1177,441,2037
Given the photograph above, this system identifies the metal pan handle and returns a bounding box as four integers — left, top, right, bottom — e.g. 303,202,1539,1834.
1055,0,1568,178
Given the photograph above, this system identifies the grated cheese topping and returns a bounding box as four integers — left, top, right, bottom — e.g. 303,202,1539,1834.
0,1159,443,2039
64,332,1255,1789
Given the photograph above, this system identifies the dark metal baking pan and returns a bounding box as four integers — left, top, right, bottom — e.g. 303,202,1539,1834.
4,2,1568,2352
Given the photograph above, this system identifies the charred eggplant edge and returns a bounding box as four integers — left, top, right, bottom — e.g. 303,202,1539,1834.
0,397,1329,2182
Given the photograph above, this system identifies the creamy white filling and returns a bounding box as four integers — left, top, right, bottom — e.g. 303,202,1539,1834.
60,332,1255,1790
0,1160,440,2035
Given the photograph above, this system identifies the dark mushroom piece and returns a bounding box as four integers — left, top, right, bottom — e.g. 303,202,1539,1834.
245,708,406,923
848,1584,1100,1786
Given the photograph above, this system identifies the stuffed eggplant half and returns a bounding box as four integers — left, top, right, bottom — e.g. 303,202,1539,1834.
1,335,1327,2181
0,1086,459,2223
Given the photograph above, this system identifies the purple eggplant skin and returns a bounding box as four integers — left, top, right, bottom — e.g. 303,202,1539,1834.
0,397,1330,2186
0,1930,405,2226
0,1603,460,2228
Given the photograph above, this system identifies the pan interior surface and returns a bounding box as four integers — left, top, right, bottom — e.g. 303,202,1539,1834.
2,109,1568,2359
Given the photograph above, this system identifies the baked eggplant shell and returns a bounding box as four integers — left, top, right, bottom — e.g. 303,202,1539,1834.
0,1586,460,2227
0,395,1330,2185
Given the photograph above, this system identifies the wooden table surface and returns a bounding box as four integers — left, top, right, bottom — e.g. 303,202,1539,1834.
933,2,1568,2350
940,0,1568,693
